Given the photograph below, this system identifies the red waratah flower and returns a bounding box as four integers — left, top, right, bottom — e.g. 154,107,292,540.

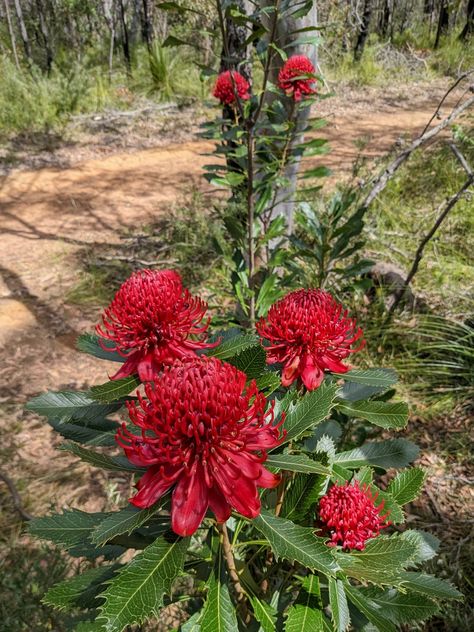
116,357,284,536
318,481,390,550
256,289,365,391
278,54,317,101
96,269,217,382
213,70,250,105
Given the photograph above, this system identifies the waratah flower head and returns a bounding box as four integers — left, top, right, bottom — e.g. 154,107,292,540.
257,289,365,390
116,357,285,536
278,55,317,101
318,481,390,550
96,269,217,382
213,70,250,105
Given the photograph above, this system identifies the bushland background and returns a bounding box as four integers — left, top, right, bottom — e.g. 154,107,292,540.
0,1,473,630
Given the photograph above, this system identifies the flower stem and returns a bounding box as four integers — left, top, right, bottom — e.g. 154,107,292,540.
216,521,251,624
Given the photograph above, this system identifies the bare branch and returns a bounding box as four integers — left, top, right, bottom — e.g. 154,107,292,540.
362,87,474,209
449,142,473,176
0,470,34,522
387,176,474,316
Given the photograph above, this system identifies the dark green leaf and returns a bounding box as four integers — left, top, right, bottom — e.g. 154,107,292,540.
200,548,238,632
29,509,110,549
48,418,117,447
250,595,276,632
399,572,463,600
91,504,168,546
207,332,259,360
60,442,145,472
343,583,397,632
255,371,281,394
362,587,439,623
328,577,350,632
98,535,189,630
334,439,419,470
26,390,124,422
281,382,338,444
227,345,266,379
266,454,331,476
43,565,118,612
253,510,339,575
336,401,409,429
387,468,426,505
334,368,397,387
90,376,140,403
77,333,124,362
285,574,323,631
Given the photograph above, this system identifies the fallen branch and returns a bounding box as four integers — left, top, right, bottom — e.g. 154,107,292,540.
387,175,473,316
362,85,474,209
0,470,34,521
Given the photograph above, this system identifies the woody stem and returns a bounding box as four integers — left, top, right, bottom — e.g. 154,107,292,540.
216,521,251,624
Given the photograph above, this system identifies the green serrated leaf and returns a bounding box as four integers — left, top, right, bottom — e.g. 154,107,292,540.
26,390,124,422
361,587,439,623
77,333,124,362
266,454,331,476
399,529,440,564
43,565,118,612
334,439,419,470
285,574,323,631
227,344,267,379
98,534,189,631
253,510,339,575
90,376,140,403
328,577,350,632
250,595,276,632
48,418,118,447
337,534,417,585
29,509,110,549
336,401,409,429
399,572,463,600
206,331,259,360
200,548,238,632
338,381,388,402
255,371,281,394
343,583,397,632
282,473,326,523
387,468,425,505
334,368,398,387
91,504,168,546
60,442,145,472
281,382,338,444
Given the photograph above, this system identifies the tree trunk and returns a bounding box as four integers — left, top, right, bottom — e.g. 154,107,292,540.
379,0,392,39
434,0,449,48
141,0,154,51
119,0,132,75
35,0,54,72
459,0,474,39
13,0,31,64
261,0,318,234
353,0,372,61
220,0,252,81
3,0,20,69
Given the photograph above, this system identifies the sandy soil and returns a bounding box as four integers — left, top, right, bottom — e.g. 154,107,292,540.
0,79,472,533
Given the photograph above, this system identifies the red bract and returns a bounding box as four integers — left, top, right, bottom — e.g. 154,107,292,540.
278,55,317,101
117,357,285,536
257,289,365,391
318,481,390,550
96,269,217,382
213,70,250,105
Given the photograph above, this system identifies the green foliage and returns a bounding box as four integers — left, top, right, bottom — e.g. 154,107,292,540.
387,468,426,506
253,510,339,575
91,505,167,546
59,442,144,472
43,565,119,612
26,390,124,422
29,509,111,550
285,575,323,631
97,534,189,630
90,376,140,403
266,453,331,476
336,400,409,430
282,382,339,443
328,577,350,632
334,439,419,469
200,549,238,632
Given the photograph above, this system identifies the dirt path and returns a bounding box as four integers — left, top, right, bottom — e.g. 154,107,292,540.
0,81,468,511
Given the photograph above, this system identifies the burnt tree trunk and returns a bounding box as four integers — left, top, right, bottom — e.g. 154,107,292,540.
459,0,474,39
434,0,450,48
3,0,20,69
119,0,132,75
354,0,373,61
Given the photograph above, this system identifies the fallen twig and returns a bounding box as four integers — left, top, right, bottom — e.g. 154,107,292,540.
0,470,34,521
362,84,474,209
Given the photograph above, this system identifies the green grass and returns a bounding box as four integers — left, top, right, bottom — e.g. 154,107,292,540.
365,135,474,316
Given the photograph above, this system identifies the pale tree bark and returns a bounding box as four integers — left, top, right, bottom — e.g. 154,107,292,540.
13,0,32,64
261,0,319,234
3,0,20,69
